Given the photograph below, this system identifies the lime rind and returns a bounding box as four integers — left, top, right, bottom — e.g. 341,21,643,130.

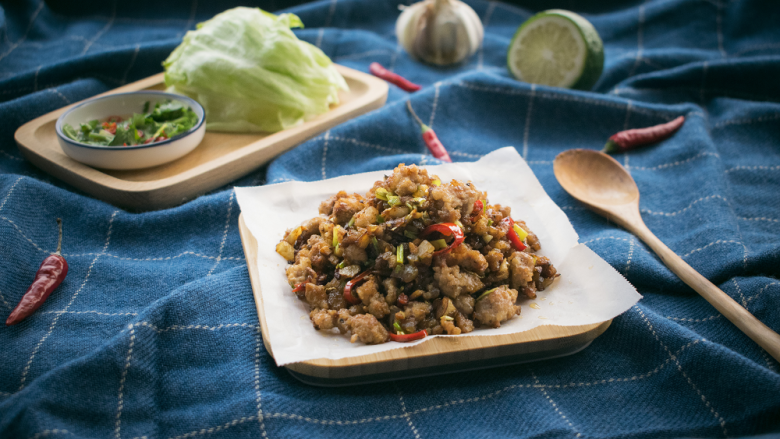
507,9,604,90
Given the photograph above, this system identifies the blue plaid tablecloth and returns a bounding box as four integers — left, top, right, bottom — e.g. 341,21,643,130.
1,0,779,438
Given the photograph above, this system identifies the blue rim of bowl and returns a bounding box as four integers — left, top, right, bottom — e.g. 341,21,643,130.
55,91,205,151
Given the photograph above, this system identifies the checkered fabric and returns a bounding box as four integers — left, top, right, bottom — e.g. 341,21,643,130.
1,0,779,438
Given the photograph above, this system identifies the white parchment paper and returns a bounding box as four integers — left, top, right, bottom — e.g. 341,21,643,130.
236,147,641,366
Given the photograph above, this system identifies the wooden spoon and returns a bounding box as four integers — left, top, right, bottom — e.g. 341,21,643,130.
554,148,780,362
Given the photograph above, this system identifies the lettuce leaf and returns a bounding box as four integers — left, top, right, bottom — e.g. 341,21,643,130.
163,7,349,133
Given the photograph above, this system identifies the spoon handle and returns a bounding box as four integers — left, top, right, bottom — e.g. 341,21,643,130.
630,222,780,363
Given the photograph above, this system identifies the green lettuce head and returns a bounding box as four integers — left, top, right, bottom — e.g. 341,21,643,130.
163,7,349,133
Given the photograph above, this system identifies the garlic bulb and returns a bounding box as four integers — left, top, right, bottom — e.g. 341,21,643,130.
396,0,484,66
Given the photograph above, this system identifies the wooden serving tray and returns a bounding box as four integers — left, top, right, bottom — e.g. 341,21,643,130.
15,65,388,211
238,214,611,387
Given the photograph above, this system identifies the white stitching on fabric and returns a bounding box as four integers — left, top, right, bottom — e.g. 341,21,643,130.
254,327,269,438
476,2,497,70
330,135,408,156
166,416,259,439
716,0,726,57
667,281,779,323
135,322,259,333
42,310,137,317
334,49,392,62
1,150,24,161
120,45,140,84
628,5,645,78
25,430,73,439
115,324,136,439
581,236,631,245
635,306,728,436
81,1,117,55
0,287,11,311
641,195,727,216
522,84,536,160
530,368,581,437
561,206,585,211
178,0,198,39
0,0,45,63
738,216,778,223
625,237,635,276
207,190,235,277
732,279,747,308
725,165,780,173
395,383,421,439
18,210,119,391
0,176,24,212
321,131,330,180
49,88,70,105
429,83,441,128
1,215,49,253
450,150,483,158
630,152,720,171
315,0,338,48
681,239,743,259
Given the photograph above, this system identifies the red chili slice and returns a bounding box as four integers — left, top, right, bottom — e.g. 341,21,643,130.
396,293,409,307
389,329,427,342
420,223,465,256
470,200,483,221
343,270,371,305
502,217,527,251
292,283,306,293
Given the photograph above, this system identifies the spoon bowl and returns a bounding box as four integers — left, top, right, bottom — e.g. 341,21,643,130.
554,149,639,207
553,149,780,362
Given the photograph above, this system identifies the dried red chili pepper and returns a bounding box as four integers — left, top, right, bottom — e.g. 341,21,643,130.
343,270,372,305
603,116,685,153
369,62,421,92
406,101,453,162
396,293,409,307
502,217,527,251
420,223,464,256
389,329,427,342
6,219,69,326
292,283,306,294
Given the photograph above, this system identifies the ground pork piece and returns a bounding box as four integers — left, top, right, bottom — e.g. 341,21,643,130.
347,314,389,344
306,235,332,271
336,309,352,333
485,249,504,272
445,244,488,275
319,194,338,215
404,301,432,322
354,206,379,228
310,309,338,330
385,164,432,196
382,277,400,305
343,244,368,264
453,295,475,316
368,294,390,320
305,283,328,309
509,251,535,290
473,286,520,328
455,312,474,333
300,216,324,243
355,275,380,305
429,180,480,223
331,191,365,225
286,252,312,288
328,288,347,310
433,262,484,298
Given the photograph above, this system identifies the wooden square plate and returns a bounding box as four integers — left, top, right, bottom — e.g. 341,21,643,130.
238,214,611,387
14,65,387,211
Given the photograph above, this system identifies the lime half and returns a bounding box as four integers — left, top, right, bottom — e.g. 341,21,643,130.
507,9,604,90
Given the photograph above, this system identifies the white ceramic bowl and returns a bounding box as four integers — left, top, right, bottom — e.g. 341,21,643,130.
55,91,205,170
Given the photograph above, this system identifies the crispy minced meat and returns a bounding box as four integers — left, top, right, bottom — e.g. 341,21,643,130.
276,163,560,344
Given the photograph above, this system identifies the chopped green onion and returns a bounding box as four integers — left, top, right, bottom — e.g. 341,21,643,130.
404,229,418,240
487,219,493,227
334,243,340,254
393,321,404,334
387,195,401,206
406,202,415,211
396,245,404,264
336,260,346,269
375,188,389,201
454,220,464,230
432,179,441,186
332,226,340,247
347,217,356,229
431,239,447,250
371,236,379,253
376,214,385,224
440,315,454,321
411,197,426,204
483,234,493,244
